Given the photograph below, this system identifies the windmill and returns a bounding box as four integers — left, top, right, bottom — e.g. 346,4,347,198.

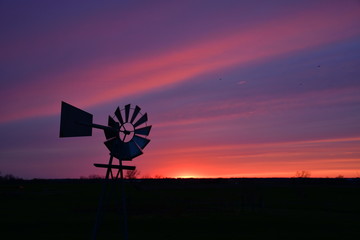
59,101,151,239
59,101,151,177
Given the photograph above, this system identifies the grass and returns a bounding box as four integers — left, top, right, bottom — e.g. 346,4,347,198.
1,178,359,239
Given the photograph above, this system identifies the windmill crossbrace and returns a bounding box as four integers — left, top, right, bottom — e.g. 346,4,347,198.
94,163,136,170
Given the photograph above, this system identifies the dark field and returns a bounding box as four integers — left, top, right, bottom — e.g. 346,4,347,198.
1,178,360,239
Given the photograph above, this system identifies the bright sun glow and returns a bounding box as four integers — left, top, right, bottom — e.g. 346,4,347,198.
176,175,198,179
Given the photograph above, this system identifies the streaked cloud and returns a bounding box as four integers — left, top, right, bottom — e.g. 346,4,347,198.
1,0,359,122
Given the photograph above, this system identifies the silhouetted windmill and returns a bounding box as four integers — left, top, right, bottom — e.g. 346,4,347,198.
59,101,151,240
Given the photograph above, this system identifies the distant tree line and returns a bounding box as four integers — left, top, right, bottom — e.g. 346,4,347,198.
0,171,22,181
293,170,311,178
79,169,166,180
293,170,349,179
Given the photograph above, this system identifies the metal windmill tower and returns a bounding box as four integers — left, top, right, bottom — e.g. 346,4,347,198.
59,101,152,239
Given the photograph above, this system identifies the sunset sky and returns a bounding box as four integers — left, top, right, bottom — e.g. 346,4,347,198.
1,0,360,179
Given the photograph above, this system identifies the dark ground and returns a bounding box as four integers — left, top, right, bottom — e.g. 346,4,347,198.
1,178,359,240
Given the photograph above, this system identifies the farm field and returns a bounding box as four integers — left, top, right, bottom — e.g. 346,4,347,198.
1,178,359,240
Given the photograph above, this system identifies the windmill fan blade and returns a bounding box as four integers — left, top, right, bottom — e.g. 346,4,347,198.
130,105,141,124
125,140,143,159
115,107,124,125
108,116,118,127
104,137,118,153
134,125,152,136
104,137,143,160
115,140,142,160
133,113,148,128
104,116,118,139
133,135,150,149
125,104,130,122
104,137,130,160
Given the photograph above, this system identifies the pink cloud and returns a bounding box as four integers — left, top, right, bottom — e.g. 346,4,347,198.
1,1,359,124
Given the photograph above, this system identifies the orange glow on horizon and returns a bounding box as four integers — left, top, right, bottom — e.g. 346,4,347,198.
148,168,360,179
136,136,360,179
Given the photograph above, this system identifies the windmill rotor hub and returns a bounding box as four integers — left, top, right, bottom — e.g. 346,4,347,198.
120,122,134,142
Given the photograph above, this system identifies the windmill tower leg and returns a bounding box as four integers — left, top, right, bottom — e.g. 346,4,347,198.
119,159,129,240
92,156,129,240
92,154,114,240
